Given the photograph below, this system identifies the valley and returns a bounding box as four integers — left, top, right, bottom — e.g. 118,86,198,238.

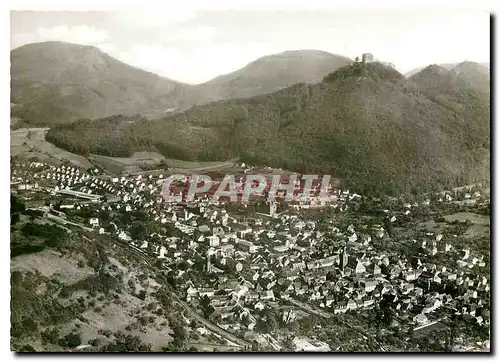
9,18,491,353
10,157,490,352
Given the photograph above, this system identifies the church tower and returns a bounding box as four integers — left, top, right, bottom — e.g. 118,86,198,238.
340,247,349,271
269,201,277,217
206,249,212,273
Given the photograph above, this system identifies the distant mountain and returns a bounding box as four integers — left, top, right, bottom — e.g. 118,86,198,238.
10,41,194,126
192,50,351,104
47,61,490,195
11,43,351,126
405,62,490,77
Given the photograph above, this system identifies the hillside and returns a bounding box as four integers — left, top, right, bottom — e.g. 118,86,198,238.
10,195,186,352
405,62,490,77
46,61,490,195
192,50,351,104
10,41,194,126
11,43,350,126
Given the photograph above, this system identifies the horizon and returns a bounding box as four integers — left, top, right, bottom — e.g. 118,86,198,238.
10,10,490,84
10,39,490,85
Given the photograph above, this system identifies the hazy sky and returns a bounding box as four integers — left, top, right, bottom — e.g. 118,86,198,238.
10,10,490,84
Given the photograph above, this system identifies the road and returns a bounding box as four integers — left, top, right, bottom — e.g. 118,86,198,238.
128,159,240,177
38,211,248,348
186,342,243,351
35,204,363,351
101,230,250,348
109,237,152,267
46,214,95,232
175,158,239,173
171,296,250,349
281,296,331,318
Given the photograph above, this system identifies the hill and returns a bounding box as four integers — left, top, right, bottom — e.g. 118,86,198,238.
191,50,351,104
9,195,190,352
404,62,490,77
46,61,490,195
10,41,194,126
11,43,350,126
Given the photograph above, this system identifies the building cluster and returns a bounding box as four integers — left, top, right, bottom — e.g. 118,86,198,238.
11,160,490,351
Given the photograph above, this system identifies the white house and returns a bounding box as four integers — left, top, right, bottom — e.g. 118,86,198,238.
118,231,132,241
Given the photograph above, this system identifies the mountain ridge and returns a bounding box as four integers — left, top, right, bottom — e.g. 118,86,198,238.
11,41,351,126
192,49,350,104
11,41,193,126
405,62,490,78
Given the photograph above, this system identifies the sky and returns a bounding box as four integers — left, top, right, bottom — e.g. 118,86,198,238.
10,9,491,84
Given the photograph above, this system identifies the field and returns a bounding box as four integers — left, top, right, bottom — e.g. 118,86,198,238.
443,212,490,225
11,128,239,175
165,158,239,172
444,212,490,240
11,128,92,169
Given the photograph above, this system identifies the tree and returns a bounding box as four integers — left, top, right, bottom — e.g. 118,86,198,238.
120,212,132,225
159,159,169,170
21,317,38,336
383,217,394,237
256,314,278,334
172,324,187,342
99,209,110,222
281,336,295,352
11,195,26,213
41,327,59,345
18,344,36,352
58,332,82,349
137,290,146,300
10,194,26,227
130,222,147,240
287,320,300,332
251,342,260,352
11,213,20,226
298,315,316,332
99,334,151,352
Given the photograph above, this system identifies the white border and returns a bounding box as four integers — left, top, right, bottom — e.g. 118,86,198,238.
2,1,497,361
5,0,497,11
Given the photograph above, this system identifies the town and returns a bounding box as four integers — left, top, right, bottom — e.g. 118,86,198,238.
11,158,490,352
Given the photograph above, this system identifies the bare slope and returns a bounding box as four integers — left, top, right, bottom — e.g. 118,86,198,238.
192,50,351,104
405,62,490,77
11,43,350,125
11,41,193,126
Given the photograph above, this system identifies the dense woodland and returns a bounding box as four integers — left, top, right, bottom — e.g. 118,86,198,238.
46,61,490,195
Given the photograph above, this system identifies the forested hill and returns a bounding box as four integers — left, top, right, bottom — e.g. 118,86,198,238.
11,42,350,127
46,61,490,195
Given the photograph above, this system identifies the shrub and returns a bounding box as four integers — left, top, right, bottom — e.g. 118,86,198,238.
58,332,82,349
41,327,59,345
